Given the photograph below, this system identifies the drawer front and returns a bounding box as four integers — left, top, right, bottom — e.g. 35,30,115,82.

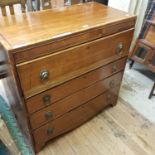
13,18,135,64
17,29,133,98
33,87,119,147
26,57,126,114
30,72,123,130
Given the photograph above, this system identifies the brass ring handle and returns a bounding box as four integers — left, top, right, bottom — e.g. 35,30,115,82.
47,128,53,135
45,111,53,120
43,94,51,105
40,70,49,81
112,64,118,73
116,43,123,55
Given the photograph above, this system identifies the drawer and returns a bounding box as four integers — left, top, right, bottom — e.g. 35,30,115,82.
29,72,123,130
33,87,119,149
17,29,133,97
14,18,135,64
26,57,126,114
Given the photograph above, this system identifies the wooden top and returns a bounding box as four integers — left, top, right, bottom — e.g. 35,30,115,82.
0,2,136,51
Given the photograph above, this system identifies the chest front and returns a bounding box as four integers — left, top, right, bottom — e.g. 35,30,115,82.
0,2,136,153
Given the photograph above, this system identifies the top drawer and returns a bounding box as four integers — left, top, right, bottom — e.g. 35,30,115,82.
13,18,135,64
17,29,133,98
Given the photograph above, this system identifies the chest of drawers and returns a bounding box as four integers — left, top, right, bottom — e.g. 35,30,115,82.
0,2,136,153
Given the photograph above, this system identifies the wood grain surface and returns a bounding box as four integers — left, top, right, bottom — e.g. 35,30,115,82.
33,87,119,151
0,2,136,51
26,57,126,114
17,29,133,97
0,2,136,153
30,72,123,130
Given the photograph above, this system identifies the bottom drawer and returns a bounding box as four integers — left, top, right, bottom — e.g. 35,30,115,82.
33,87,119,152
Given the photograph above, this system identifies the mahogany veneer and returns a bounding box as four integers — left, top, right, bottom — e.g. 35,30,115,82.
0,2,136,153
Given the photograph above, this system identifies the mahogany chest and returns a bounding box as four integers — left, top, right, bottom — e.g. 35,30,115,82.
0,2,136,153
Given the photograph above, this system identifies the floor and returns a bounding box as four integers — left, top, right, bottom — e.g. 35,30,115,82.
120,62,155,123
37,62,155,155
